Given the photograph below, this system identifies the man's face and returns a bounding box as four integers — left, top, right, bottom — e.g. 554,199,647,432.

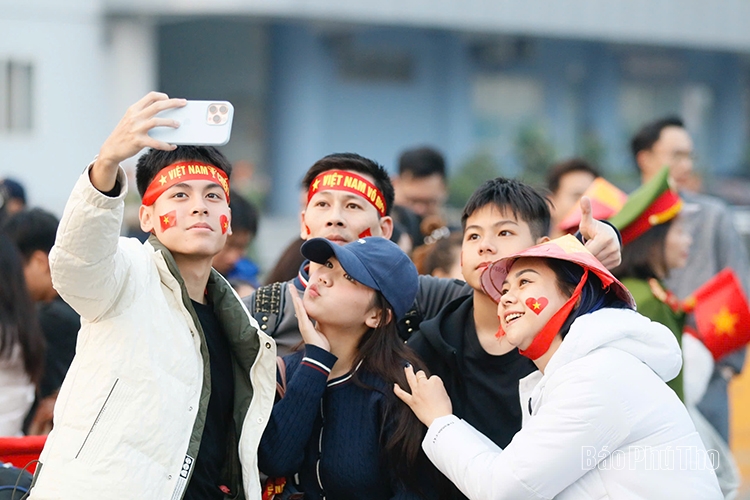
301,171,393,245
393,173,447,218
461,204,544,291
639,126,694,189
140,179,231,260
212,229,252,275
549,171,596,232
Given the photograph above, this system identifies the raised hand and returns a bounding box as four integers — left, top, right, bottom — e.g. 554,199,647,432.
578,196,622,269
393,365,452,428
90,92,186,192
289,286,330,352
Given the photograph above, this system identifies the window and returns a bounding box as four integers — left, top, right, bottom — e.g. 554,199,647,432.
0,60,33,132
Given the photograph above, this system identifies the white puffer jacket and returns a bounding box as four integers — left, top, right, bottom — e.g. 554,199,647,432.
423,308,722,499
29,167,276,500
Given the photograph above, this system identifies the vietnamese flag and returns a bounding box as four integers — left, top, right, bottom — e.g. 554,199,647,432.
558,177,628,234
160,211,177,231
683,268,750,360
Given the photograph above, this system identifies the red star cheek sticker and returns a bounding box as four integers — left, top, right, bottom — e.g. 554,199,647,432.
358,228,372,238
160,211,177,231
525,297,549,315
220,214,229,235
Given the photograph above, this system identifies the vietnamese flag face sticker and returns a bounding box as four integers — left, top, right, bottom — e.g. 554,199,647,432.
358,228,372,238
160,211,177,231
220,214,229,235
525,297,548,315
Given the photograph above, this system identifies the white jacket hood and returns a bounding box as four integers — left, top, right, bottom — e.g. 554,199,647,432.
544,308,682,383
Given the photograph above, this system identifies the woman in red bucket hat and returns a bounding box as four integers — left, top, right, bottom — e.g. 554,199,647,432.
395,234,721,499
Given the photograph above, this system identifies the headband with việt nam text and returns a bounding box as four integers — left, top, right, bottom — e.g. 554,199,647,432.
307,170,386,217
142,161,230,206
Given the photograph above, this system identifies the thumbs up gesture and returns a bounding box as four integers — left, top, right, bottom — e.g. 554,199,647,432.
578,196,622,269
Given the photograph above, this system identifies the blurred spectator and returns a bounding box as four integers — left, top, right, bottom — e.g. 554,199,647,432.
263,237,305,286
212,190,260,292
632,116,750,442
0,178,27,216
412,230,463,280
546,158,600,238
0,233,45,436
3,208,80,435
392,146,449,247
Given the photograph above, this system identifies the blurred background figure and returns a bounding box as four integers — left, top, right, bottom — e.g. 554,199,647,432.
0,178,27,217
412,230,463,280
546,158,600,238
392,146,450,249
3,208,80,435
212,190,260,296
0,233,45,436
632,116,750,444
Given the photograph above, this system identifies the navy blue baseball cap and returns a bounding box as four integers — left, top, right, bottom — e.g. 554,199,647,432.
301,237,418,320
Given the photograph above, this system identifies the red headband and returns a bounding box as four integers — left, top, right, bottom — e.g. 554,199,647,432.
307,170,386,217
142,161,230,206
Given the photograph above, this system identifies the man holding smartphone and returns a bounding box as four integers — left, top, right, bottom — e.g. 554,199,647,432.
29,92,276,500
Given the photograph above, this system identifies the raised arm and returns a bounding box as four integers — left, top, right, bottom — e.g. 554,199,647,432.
49,92,185,321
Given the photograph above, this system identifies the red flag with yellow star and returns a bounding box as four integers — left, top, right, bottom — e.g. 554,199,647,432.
684,268,750,360
160,211,177,232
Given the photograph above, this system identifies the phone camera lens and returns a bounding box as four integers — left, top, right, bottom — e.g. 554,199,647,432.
219,106,227,114
213,114,221,124
209,105,217,114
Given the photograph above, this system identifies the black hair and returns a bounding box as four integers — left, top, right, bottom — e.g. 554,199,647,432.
350,292,433,495
546,158,601,194
630,116,685,168
228,190,259,236
611,221,672,281
0,234,45,383
2,208,59,260
301,153,395,216
548,259,630,339
135,146,233,198
397,146,447,180
461,177,550,240
412,231,462,276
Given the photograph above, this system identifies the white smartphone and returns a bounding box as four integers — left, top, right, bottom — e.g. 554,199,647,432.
148,100,234,146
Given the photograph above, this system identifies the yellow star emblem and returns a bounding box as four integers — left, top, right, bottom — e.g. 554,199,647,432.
158,175,167,186
533,302,541,310
712,306,738,336
312,179,320,191
162,216,170,224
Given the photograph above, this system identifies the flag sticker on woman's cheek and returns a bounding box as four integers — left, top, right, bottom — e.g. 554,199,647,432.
525,297,549,314
220,214,229,235
160,211,177,231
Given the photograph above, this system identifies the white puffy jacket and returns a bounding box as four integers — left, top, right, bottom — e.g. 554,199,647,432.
423,308,722,499
29,167,276,500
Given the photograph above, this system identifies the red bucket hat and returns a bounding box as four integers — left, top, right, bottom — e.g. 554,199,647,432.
480,235,635,359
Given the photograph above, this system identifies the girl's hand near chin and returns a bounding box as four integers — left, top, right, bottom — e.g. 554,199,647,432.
289,286,330,351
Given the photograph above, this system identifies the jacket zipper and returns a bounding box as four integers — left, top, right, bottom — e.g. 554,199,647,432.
316,399,326,499
76,378,119,458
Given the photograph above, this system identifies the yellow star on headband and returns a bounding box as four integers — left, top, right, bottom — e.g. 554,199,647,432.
312,178,320,191
158,175,167,186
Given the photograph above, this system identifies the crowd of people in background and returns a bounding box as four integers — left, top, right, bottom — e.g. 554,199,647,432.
0,93,746,499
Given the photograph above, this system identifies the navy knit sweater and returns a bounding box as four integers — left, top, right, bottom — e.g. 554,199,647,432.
258,345,423,500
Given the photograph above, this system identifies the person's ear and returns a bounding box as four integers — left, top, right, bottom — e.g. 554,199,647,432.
300,210,310,240
226,207,233,237
536,235,550,245
139,204,155,233
28,250,49,275
364,307,392,329
379,215,394,240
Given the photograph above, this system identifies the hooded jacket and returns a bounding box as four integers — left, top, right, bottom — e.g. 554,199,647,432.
422,308,722,499
29,167,276,500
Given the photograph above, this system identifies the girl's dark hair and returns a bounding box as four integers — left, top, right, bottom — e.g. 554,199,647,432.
548,259,630,339
611,221,672,281
350,292,433,495
0,235,45,383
